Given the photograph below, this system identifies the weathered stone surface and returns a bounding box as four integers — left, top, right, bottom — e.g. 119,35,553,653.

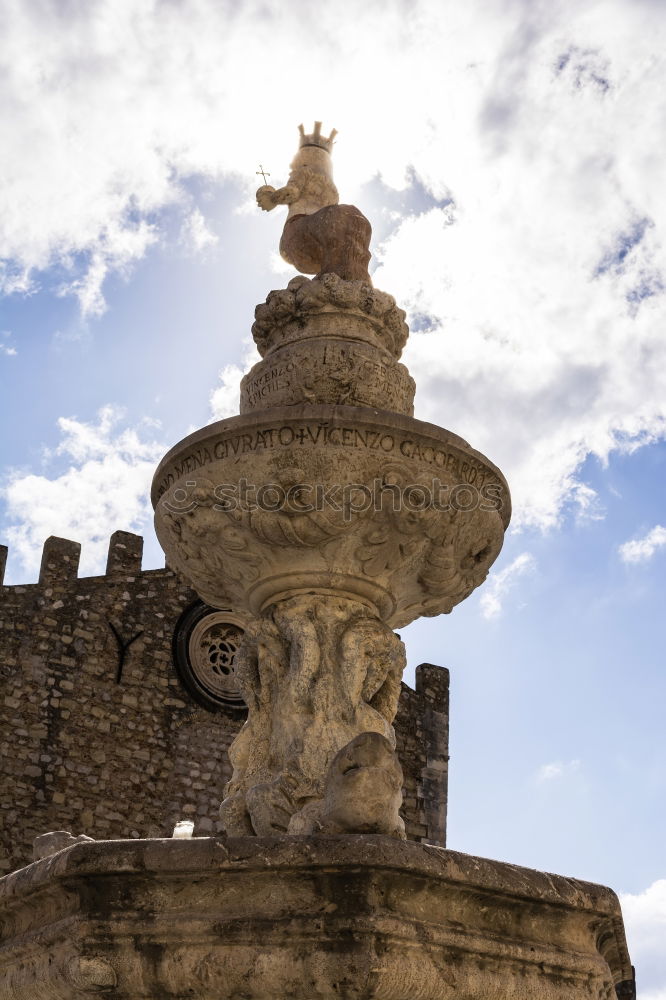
152,404,510,626
280,203,372,282
32,831,93,861
0,836,633,999
220,597,405,836
0,538,450,872
251,274,409,358
317,731,406,837
0,538,234,873
153,401,506,836
155,127,509,837
240,333,415,415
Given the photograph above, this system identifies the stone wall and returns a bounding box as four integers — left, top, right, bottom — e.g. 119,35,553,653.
396,662,450,844
0,532,449,873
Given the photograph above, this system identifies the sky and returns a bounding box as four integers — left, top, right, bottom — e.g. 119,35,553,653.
0,0,665,991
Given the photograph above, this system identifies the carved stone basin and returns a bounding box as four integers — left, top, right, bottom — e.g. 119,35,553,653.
151,404,510,628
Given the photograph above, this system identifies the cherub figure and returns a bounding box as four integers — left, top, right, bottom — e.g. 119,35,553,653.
256,122,372,284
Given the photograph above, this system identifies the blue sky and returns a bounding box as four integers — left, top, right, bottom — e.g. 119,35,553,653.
1,0,665,993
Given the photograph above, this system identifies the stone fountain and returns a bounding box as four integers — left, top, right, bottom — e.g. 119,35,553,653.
0,123,634,999
152,121,510,841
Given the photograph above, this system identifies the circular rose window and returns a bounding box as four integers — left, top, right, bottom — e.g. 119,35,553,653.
172,601,246,712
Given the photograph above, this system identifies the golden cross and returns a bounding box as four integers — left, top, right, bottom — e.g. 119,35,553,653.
256,164,270,185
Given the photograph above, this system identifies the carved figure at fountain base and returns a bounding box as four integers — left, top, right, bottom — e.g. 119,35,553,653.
219,595,406,837
291,732,406,838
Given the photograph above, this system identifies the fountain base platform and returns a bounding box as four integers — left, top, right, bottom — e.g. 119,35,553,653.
0,836,633,999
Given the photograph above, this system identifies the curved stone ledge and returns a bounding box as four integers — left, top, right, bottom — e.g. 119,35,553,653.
0,836,633,1000
151,405,511,626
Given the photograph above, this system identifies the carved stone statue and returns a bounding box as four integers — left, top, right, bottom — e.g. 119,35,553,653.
153,120,510,842
256,122,372,283
218,596,406,836
318,732,405,838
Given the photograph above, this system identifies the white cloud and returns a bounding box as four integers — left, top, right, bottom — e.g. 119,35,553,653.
181,209,218,253
0,329,17,356
57,221,157,317
0,0,664,524
269,251,299,277
479,552,535,619
619,525,666,564
535,759,581,783
1,406,165,578
620,879,666,998
209,364,246,420
209,341,261,420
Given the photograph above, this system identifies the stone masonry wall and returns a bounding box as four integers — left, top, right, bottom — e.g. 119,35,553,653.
395,662,450,845
0,532,449,873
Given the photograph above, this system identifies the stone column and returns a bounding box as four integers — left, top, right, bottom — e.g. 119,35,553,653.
220,594,406,836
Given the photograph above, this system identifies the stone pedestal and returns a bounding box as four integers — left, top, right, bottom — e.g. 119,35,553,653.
242,275,415,414
0,837,633,999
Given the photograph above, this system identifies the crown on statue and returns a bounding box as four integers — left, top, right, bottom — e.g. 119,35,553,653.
298,121,338,153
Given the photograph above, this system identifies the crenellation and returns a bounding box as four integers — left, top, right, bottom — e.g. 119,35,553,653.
417,660,451,846
105,530,144,576
38,535,81,586
0,545,7,586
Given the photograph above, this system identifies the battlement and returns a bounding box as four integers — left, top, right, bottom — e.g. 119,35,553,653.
0,531,170,591
38,536,81,586
105,530,144,576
